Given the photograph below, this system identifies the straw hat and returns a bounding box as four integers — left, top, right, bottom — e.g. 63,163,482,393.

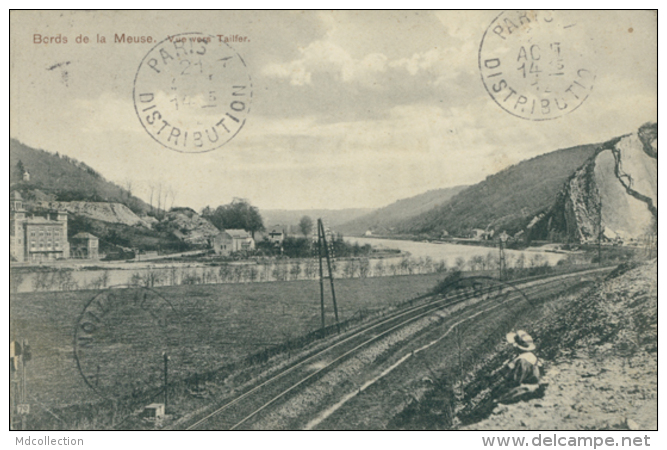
506,330,536,351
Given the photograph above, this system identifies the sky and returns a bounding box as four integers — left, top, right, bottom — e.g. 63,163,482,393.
9,10,657,211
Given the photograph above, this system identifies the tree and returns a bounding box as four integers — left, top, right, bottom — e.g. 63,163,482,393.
289,262,301,280
14,160,26,180
203,198,265,237
304,259,317,279
299,216,314,237
515,253,526,269
282,237,311,258
358,258,370,278
122,179,133,200
343,260,358,278
374,259,385,277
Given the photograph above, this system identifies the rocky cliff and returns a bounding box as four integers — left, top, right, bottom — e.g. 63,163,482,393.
155,207,221,245
529,123,657,243
34,201,151,227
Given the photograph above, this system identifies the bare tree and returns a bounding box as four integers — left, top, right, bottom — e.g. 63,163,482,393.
304,259,317,279
289,262,301,280
123,179,133,200
374,259,385,277
156,182,163,218
168,186,178,209
358,258,370,278
148,183,155,213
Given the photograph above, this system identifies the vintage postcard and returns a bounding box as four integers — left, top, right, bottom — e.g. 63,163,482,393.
9,10,657,434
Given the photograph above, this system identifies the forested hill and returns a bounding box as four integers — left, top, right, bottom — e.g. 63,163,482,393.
9,138,150,214
261,208,374,229
396,143,600,237
336,185,468,235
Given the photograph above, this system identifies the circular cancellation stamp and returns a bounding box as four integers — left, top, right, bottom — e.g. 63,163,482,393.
479,11,596,121
73,286,176,399
133,32,252,153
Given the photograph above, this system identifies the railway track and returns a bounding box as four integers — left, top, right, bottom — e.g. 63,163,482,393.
182,267,611,430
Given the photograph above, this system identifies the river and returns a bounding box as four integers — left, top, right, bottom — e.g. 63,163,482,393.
12,238,563,294
343,237,564,265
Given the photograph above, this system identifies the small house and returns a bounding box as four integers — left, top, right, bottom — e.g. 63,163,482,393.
70,232,99,259
268,229,284,245
212,229,255,256
143,403,165,420
471,228,486,240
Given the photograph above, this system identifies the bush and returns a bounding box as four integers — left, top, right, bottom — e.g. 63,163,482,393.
431,270,463,295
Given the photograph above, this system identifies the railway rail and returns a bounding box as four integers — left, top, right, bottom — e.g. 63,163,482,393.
182,266,612,430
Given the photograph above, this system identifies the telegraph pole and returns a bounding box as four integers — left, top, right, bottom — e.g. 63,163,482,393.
321,222,340,333
163,352,169,412
498,231,509,281
317,219,340,334
20,340,26,430
317,222,326,333
10,339,30,430
597,206,603,266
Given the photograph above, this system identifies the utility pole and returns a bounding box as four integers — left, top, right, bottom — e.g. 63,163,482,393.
598,206,603,266
21,340,26,430
11,339,30,430
317,219,340,334
498,231,509,281
317,222,326,333
163,352,169,412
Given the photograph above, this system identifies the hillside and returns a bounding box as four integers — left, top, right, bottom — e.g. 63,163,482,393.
261,208,373,230
395,143,601,237
10,139,218,255
336,185,468,235
9,138,149,214
396,124,657,243
461,261,657,430
32,201,150,227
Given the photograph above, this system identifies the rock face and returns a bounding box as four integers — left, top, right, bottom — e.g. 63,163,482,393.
529,123,657,243
157,207,220,244
35,201,150,227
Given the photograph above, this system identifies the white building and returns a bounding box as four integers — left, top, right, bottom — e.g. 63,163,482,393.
212,229,255,256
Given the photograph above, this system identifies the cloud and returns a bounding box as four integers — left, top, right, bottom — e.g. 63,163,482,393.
73,93,143,134
262,40,390,86
262,38,476,89
10,11,657,211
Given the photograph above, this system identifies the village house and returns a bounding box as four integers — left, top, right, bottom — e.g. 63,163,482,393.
212,229,255,256
470,228,486,240
10,191,69,262
268,229,285,245
70,232,100,259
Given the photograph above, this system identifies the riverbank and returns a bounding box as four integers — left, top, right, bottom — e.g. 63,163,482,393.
12,237,572,294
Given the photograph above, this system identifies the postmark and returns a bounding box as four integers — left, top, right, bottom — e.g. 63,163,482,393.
73,285,176,399
133,32,252,153
479,11,596,121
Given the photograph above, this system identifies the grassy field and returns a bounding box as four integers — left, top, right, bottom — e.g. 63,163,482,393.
10,272,444,420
